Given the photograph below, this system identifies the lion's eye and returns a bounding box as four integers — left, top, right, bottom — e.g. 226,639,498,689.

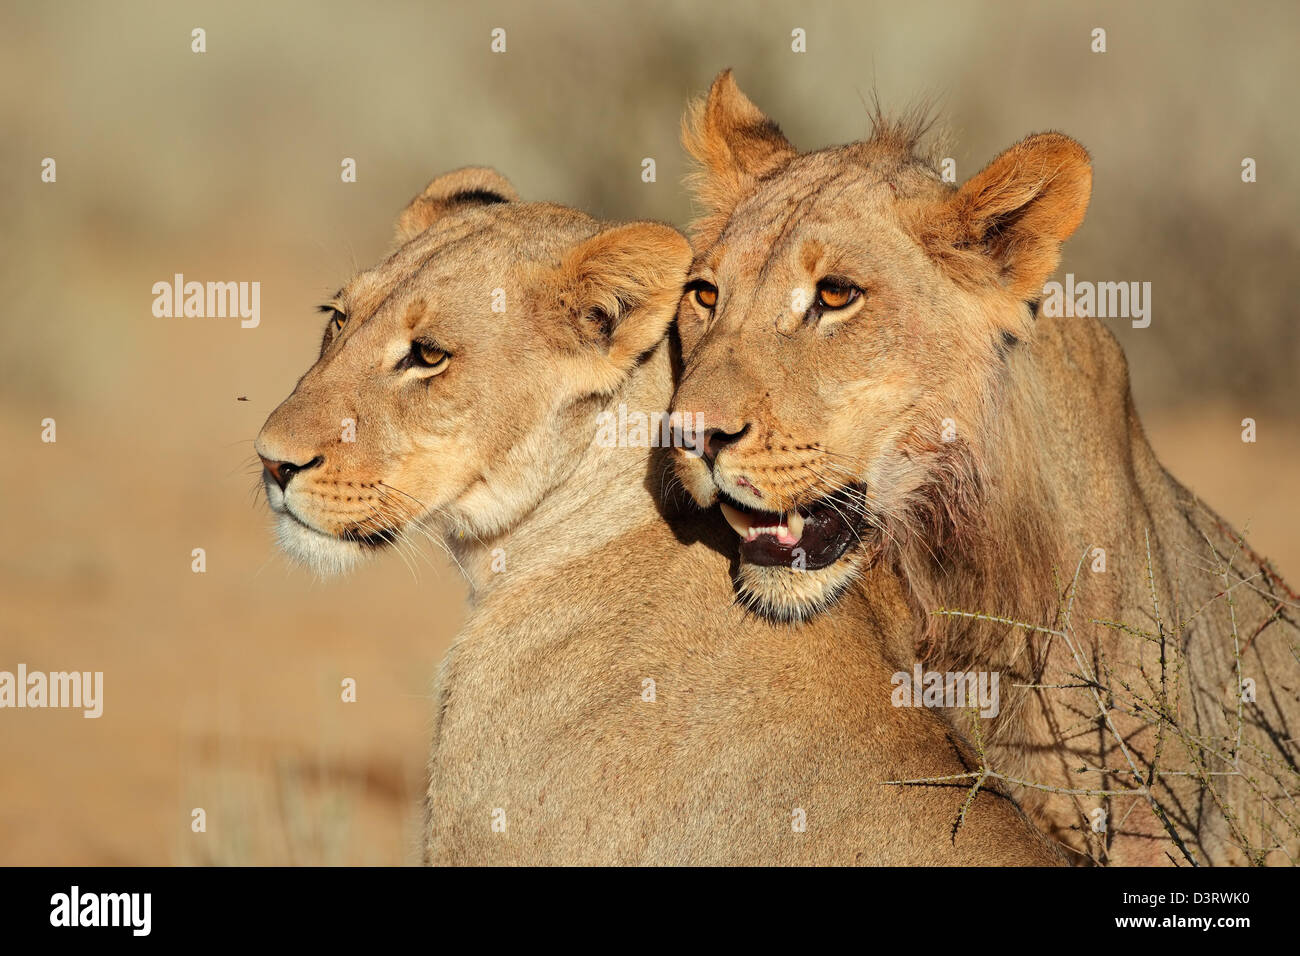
816,282,859,310
411,341,450,371
319,305,347,332
691,282,718,310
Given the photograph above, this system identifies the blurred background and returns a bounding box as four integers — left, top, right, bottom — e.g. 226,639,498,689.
1,0,1296,864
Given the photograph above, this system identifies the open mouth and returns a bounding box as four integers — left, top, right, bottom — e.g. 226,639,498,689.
717,487,867,571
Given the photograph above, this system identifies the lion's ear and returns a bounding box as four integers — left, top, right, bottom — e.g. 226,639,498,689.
682,70,797,244
927,133,1091,300
395,167,520,241
550,221,692,394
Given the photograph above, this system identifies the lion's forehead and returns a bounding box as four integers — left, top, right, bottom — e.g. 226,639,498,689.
710,162,901,283
344,203,594,321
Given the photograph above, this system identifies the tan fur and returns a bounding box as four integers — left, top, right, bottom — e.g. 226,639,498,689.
672,71,1299,865
256,169,1062,865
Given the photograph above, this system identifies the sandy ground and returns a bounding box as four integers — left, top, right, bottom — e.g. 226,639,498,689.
0,287,469,864
1142,408,1299,582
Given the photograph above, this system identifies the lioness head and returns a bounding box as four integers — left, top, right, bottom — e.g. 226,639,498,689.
256,168,690,575
670,71,1091,621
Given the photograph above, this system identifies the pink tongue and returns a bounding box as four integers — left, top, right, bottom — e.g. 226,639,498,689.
752,525,799,547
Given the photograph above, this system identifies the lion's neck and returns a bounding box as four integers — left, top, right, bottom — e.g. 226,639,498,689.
451,342,676,600
894,342,1065,667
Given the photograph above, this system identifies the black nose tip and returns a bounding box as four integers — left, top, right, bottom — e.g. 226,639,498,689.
259,454,323,491
701,424,750,466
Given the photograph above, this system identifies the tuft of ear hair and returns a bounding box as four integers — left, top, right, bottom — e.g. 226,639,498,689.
681,69,797,245
396,167,520,241
553,221,692,393
915,133,1092,301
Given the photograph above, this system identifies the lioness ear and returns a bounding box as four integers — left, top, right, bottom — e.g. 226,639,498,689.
552,221,692,393
395,167,520,241
927,133,1091,300
682,69,797,244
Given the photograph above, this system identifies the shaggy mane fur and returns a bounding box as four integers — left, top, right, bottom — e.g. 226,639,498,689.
886,355,1064,679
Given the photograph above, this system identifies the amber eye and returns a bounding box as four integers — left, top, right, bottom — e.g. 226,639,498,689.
692,283,718,310
816,283,859,310
320,306,346,332
411,341,450,371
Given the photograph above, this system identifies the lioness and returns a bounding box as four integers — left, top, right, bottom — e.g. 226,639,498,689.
255,167,1060,864
670,71,1299,865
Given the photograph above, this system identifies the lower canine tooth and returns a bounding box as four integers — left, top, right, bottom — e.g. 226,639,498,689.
786,510,805,540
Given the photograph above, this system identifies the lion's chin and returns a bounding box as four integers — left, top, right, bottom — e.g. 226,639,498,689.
734,554,864,622
273,513,367,577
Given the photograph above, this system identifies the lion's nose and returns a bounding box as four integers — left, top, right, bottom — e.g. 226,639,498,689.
259,454,324,491
701,423,750,466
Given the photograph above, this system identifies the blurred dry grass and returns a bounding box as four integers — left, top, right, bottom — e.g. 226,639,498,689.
0,0,1296,864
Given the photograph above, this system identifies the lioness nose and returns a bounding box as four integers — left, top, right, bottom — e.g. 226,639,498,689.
259,454,324,491
701,424,750,466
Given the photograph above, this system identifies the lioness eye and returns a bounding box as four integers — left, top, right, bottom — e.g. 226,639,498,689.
816,282,859,310
411,341,450,371
691,282,718,310
319,305,346,331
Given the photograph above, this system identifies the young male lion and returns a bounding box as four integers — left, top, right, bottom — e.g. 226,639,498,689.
255,168,1060,865
670,71,1299,866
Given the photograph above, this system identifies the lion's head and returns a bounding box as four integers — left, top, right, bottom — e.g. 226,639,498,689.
256,168,690,575
670,71,1091,622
